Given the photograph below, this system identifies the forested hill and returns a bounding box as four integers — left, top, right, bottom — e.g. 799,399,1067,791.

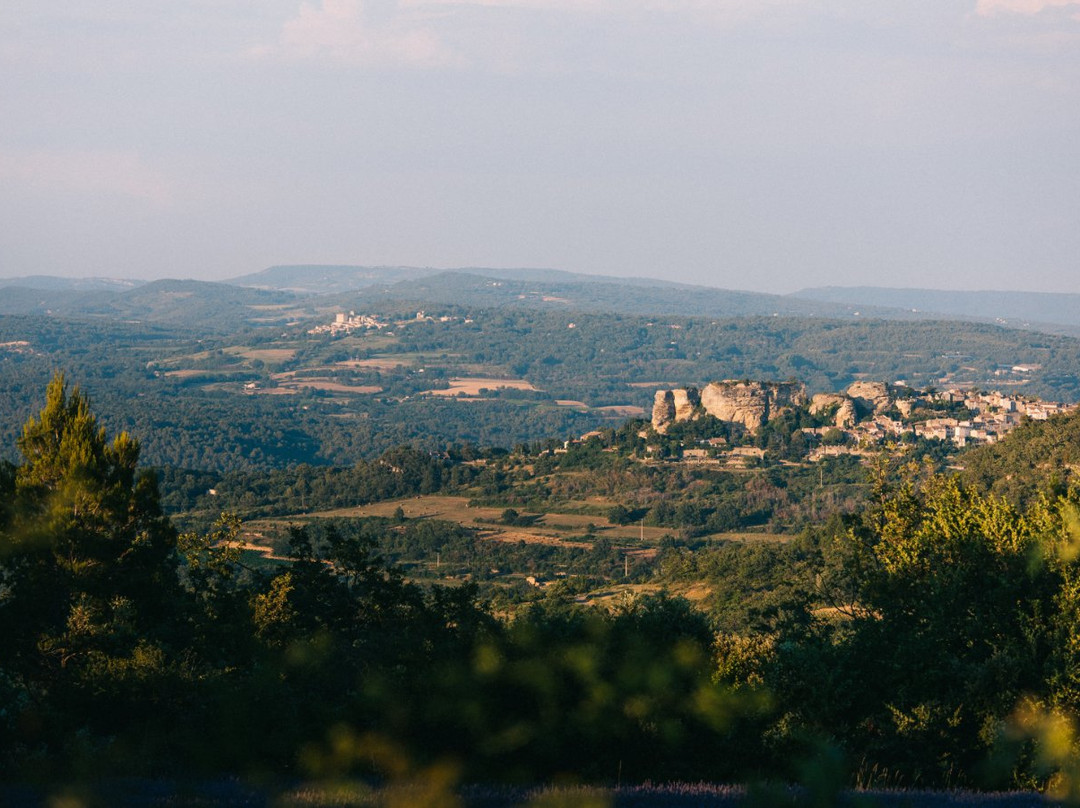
227,264,442,293
334,271,887,319
225,263,642,292
8,266,1080,339
0,278,317,331
1,268,899,324
0,275,143,292
961,406,1080,505
6,267,1079,338
795,285,1080,335
240,266,907,320
233,265,1080,334
3,305,1080,471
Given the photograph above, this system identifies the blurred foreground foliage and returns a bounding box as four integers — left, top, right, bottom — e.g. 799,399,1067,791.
6,375,1080,803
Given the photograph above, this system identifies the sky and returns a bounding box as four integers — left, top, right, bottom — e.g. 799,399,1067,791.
1,1,1078,294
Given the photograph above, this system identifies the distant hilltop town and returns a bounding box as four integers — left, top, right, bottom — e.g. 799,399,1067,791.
307,311,389,335
307,310,468,336
652,379,1077,455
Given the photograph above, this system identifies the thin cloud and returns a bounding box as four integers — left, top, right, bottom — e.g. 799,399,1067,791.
256,0,823,70
976,0,1080,15
401,0,612,9
404,0,815,18
0,147,173,206
405,0,805,8
256,0,455,67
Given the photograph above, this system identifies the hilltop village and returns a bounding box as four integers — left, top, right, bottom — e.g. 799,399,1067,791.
646,379,1076,465
307,310,467,335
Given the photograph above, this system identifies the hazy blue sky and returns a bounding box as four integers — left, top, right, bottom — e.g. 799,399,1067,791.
2,1,1078,293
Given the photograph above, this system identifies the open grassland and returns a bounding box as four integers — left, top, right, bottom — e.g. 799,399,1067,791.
579,582,669,605
225,346,298,362
335,358,412,370
262,495,609,548
296,495,632,535
240,495,786,554
163,369,220,379
423,377,540,396
247,387,298,395
596,405,648,417
269,377,382,394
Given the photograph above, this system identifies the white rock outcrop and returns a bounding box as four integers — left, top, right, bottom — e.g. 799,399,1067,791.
653,380,807,433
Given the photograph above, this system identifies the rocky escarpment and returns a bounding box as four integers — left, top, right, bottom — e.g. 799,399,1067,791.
652,388,701,428
847,381,894,414
654,379,915,433
652,390,676,428
653,380,807,433
810,392,858,428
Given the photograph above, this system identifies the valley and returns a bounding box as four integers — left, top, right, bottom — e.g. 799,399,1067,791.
6,267,1080,799
3,268,1080,474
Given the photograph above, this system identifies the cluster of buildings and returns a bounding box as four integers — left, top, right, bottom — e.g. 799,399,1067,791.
307,310,471,336
414,311,467,324
909,390,1074,447
307,312,388,335
805,388,1077,458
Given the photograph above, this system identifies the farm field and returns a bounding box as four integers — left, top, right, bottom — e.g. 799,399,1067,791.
231,492,794,607
423,377,540,396
243,494,785,550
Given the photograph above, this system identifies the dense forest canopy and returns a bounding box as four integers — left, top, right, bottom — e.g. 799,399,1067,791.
3,303,1079,472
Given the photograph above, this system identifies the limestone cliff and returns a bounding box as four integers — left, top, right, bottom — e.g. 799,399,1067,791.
809,391,868,427
672,388,700,422
652,379,920,435
846,381,893,414
809,393,846,416
652,380,806,433
701,381,807,431
834,399,858,428
652,390,676,431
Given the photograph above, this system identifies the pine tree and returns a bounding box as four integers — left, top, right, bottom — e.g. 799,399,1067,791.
0,373,186,770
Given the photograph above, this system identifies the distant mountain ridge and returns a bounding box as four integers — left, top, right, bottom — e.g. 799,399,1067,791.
0,275,144,292
231,265,911,321
0,277,312,331
4,265,1078,335
226,264,687,294
2,265,900,324
226,265,439,294
793,286,1080,332
238,267,1080,332
332,270,903,320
